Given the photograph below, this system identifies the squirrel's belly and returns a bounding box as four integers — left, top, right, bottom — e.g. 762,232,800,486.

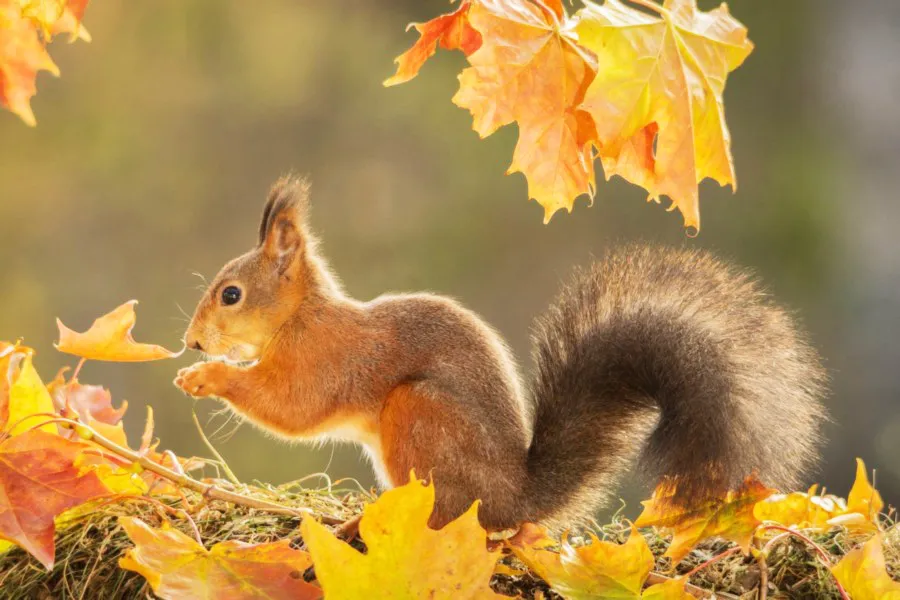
314,419,393,490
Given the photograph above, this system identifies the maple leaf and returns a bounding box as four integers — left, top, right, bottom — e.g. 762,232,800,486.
642,577,693,600
1,346,56,436
511,526,654,599
49,378,127,426
451,0,598,222
634,474,775,564
384,1,482,86
831,534,900,600
752,485,840,531
301,473,503,599
0,429,110,568
844,457,884,525
574,0,753,231
0,0,59,126
119,517,322,600
55,300,183,362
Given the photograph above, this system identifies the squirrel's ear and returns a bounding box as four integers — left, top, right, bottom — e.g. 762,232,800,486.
259,175,310,275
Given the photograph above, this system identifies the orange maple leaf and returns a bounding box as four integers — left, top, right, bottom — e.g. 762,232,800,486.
55,300,184,362
384,1,482,86
451,0,598,222
0,0,59,126
0,429,110,569
634,474,775,564
119,517,322,600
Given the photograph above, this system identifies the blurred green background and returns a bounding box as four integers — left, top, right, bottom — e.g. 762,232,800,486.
1,0,898,514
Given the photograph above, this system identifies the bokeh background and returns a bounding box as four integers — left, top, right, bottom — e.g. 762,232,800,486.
1,0,898,515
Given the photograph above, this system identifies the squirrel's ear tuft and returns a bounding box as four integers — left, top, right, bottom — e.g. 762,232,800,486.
259,175,311,274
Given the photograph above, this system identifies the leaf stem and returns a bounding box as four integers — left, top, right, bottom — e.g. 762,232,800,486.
623,0,669,18
191,408,240,485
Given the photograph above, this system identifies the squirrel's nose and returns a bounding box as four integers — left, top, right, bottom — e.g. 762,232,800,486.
185,335,204,352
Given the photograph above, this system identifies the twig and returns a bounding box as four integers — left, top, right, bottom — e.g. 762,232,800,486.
757,532,791,600
192,408,240,485
757,525,850,600
685,545,742,578
44,417,344,526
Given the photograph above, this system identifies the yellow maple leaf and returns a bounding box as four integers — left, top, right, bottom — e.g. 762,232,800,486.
642,577,693,600
831,534,900,600
844,457,884,525
511,526,654,599
301,473,503,599
634,474,775,564
574,0,753,231
753,485,841,531
452,0,597,222
55,300,183,362
2,347,57,436
119,517,322,600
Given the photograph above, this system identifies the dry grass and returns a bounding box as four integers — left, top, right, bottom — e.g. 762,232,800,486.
0,482,896,599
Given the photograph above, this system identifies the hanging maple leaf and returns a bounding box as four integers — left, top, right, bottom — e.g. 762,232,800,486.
452,0,598,222
0,429,110,569
119,517,322,600
831,534,900,600
634,474,775,564
511,526,656,599
384,1,482,86
575,0,753,231
55,300,183,362
301,473,503,599
0,0,59,126
387,0,752,230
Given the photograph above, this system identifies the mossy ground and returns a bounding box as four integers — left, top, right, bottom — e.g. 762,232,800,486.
0,480,896,599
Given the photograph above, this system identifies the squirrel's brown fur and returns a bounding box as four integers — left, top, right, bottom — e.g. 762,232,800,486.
176,176,827,530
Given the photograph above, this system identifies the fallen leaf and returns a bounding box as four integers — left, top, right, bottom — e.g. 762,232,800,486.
119,517,322,600
844,457,884,526
0,0,59,125
642,577,693,600
301,472,503,599
831,534,900,600
574,0,753,231
49,379,127,426
452,0,597,222
1,347,56,436
753,485,842,531
0,429,110,568
634,474,775,564
384,1,481,86
55,300,183,362
511,526,653,599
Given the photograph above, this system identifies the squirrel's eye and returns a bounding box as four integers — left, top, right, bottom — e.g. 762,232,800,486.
221,286,242,306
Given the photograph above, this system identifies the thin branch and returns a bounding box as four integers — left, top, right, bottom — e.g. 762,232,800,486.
685,545,742,578
192,408,240,485
46,417,343,526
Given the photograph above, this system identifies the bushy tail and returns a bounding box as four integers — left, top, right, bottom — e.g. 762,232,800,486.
523,245,827,524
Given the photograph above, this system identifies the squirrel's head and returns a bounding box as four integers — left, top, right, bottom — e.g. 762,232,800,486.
184,175,320,362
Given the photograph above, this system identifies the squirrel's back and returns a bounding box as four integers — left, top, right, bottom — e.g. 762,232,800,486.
524,244,827,524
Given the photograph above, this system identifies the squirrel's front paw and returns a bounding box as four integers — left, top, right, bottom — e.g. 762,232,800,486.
174,362,228,398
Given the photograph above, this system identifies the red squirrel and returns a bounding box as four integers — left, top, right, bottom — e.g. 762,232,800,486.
175,176,827,531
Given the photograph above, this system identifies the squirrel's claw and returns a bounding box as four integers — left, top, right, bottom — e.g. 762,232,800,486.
174,362,223,398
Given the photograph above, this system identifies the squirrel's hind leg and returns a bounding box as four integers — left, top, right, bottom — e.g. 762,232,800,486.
378,383,529,531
